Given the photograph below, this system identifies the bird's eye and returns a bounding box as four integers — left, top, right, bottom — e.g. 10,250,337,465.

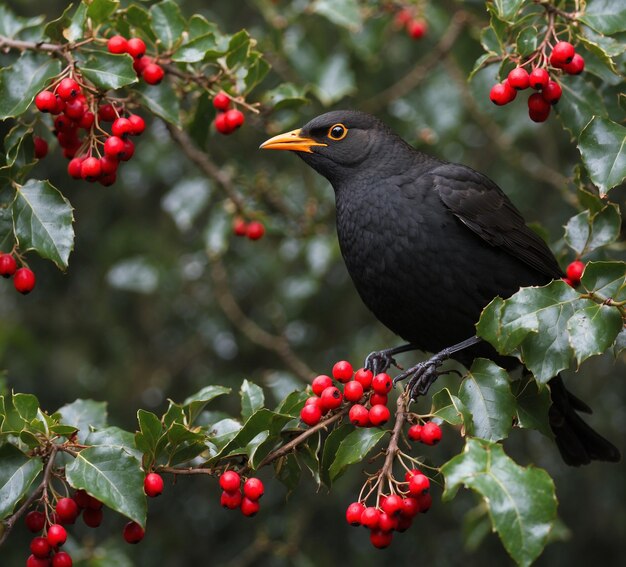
328,123,348,141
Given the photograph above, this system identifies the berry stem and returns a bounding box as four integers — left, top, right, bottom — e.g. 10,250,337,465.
376,393,409,501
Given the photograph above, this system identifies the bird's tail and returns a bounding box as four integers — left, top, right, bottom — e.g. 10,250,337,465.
548,375,621,466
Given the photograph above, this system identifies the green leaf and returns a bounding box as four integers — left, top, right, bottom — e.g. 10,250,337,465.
66,446,146,526
182,385,231,425
65,2,87,42
564,204,621,255
329,428,387,481
12,393,39,421
581,261,626,301
469,54,494,82
135,409,163,463
511,377,552,437
579,0,626,35
150,0,185,51
124,5,156,40
311,0,363,32
556,77,607,138
567,304,623,366
516,26,538,57
43,4,74,42
172,33,219,63
77,51,137,90
492,0,525,23
441,438,557,567
12,179,74,270
0,444,43,520
431,387,470,427
87,0,119,26
0,6,44,39
56,399,107,443
226,30,251,69
275,453,301,494
578,28,625,75
0,52,61,119
134,80,181,126
244,56,271,93
578,117,626,196
313,52,355,106
297,433,321,485
320,424,351,488
0,206,14,251
240,379,265,422
459,359,516,442
85,427,142,461
209,418,242,450
263,83,309,112
0,395,28,434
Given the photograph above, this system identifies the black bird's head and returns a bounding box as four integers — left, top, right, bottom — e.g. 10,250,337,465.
260,110,416,186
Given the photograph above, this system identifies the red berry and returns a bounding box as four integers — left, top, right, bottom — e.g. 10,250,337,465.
550,41,575,67
401,497,420,518
563,53,585,75
566,260,585,283
372,373,392,395
381,493,403,517
349,404,369,427
86,495,102,510
343,380,364,403
562,277,575,288
100,155,119,175
123,521,145,544
396,514,413,532
126,38,146,59
369,404,390,426
407,424,422,441
46,524,67,547
214,112,232,134
30,536,51,558
67,157,84,179
312,374,333,396
394,9,413,27
35,91,57,113
528,93,551,122
224,109,245,131
354,368,373,390
541,81,562,105
300,403,322,426
25,510,46,533
408,473,430,496
529,67,550,90
378,511,398,532
98,104,118,122
78,111,95,130
56,78,81,101
320,386,343,410
246,221,265,240
82,507,103,528
304,396,325,410
133,55,152,75
489,81,516,106
243,478,264,501
55,497,79,524
52,551,73,567
112,117,133,138
0,253,17,278
233,217,247,236
404,468,421,481
219,470,241,493
220,490,242,509
240,496,260,517
127,114,146,135
14,267,36,294
370,528,393,549
99,173,117,187
213,92,231,111
360,506,380,529
64,99,85,120
107,35,128,54
420,421,442,445
507,67,530,90
417,491,432,512
73,489,91,509
120,139,135,161
33,136,48,159
81,156,102,181
345,501,365,526
142,63,165,85
407,19,427,39
26,555,50,567
370,392,388,406
332,360,353,382
144,472,164,497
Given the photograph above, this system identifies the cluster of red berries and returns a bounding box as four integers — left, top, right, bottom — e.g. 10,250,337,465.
489,41,585,122
233,217,265,240
346,468,433,549
300,361,393,428
563,260,585,288
394,8,428,39
33,74,146,186
0,253,35,294
212,92,245,135
407,420,442,445
218,470,265,517
107,35,165,85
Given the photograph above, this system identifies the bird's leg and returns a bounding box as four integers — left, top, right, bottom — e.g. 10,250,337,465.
393,336,482,401
364,343,417,375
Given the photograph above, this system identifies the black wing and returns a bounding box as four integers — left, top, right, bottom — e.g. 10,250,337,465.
429,163,563,279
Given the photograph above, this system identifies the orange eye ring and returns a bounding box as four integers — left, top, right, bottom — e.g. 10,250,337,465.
328,123,348,141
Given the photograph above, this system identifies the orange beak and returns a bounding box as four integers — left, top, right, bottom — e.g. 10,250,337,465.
260,128,327,153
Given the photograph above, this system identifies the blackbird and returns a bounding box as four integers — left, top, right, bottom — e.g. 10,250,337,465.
261,110,620,466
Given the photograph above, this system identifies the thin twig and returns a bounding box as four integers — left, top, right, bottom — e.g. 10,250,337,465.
376,393,408,500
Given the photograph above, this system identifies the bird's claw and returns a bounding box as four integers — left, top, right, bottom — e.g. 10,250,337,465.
364,350,397,375
393,358,444,402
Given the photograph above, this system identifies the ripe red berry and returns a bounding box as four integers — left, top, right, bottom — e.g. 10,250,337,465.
27,555,50,567
126,38,146,59
243,478,264,501
370,528,393,549
563,53,585,75
82,507,103,528
320,386,343,410
304,396,325,411
360,506,380,529
33,136,48,159
219,470,241,493
25,510,46,532
214,112,231,134
332,360,353,382
369,404,390,426
346,501,365,526
240,496,260,517
420,421,442,445
404,468,421,481
528,67,550,90
394,9,413,27
56,78,81,101
300,403,322,426
142,63,165,85
401,497,420,518
343,380,364,403
541,81,562,104
370,392,388,406
0,253,17,278
98,103,118,122
312,374,333,396
78,111,95,130
381,493,403,517
14,267,36,294
100,155,119,175
407,424,422,441
220,490,242,509
417,491,433,512
35,90,57,113
56,497,79,524
528,93,551,122
379,511,398,532
81,156,102,181
407,19,427,39
127,114,146,135
408,473,430,496
489,81,516,105
52,551,73,567
123,521,145,544
566,260,585,283
372,373,392,395
64,99,85,120
349,404,369,427
507,67,530,90
133,55,152,75
112,117,134,138
30,536,51,558
550,41,575,67
67,157,84,179
107,35,128,54
396,514,413,532
224,109,245,131
47,524,67,547
246,221,265,240
354,368,373,390
213,92,231,111
144,472,164,497
233,217,247,236
120,139,135,161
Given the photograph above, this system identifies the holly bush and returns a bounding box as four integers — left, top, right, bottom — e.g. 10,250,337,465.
0,1,624,566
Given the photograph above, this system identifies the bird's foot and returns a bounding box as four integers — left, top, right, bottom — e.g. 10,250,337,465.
364,343,416,375
393,356,445,401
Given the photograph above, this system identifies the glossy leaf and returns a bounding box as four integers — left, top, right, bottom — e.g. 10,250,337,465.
556,77,607,138
511,377,552,437
240,379,265,422
65,2,87,42
0,6,44,38
77,51,137,90
311,0,362,32
492,0,526,23
134,81,181,126
0,206,14,250
150,0,185,51
580,261,626,301
564,204,621,255
314,52,355,106
56,399,107,443
320,424,352,488
182,385,231,425
579,0,626,35
329,428,387,481
263,83,309,111
87,0,119,26
431,387,470,427
172,33,219,63
0,444,43,520
275,453,301,494
567,304,623,365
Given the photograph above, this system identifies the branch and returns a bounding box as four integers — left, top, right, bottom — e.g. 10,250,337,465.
0,35,64,53
377,393,408,498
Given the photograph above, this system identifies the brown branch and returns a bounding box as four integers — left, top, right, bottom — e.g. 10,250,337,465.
377,394,408,499
0,35,64,53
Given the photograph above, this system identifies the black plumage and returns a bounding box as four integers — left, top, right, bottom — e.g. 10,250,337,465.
261,110,620,466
